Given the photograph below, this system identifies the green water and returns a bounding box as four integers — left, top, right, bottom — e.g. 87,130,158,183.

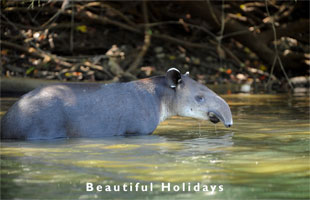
1,94,309,200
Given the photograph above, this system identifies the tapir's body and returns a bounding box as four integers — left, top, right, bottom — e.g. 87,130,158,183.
1,79,164,139
1,69,233,140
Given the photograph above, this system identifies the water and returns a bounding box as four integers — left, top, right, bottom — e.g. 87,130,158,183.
1,94,309,200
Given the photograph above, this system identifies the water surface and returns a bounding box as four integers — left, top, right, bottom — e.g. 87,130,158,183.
1,94,309,200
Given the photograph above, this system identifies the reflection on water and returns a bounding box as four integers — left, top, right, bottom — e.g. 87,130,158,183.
1,94,309,200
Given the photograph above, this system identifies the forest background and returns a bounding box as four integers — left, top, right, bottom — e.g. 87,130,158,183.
1,0,309,94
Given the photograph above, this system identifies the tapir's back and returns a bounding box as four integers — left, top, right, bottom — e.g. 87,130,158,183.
1,81,160,139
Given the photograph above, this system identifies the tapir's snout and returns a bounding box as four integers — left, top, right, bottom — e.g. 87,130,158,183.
208,110,233,127
207,96,233,128
225,123,232,128
208,109,233,128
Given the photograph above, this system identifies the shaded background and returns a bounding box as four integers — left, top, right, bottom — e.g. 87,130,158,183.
1,0,309,93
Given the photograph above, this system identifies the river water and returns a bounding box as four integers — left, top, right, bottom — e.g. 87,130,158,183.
1,94,309,200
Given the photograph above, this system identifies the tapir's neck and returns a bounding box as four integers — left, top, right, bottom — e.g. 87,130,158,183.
134,76,176,123
158,94,175,122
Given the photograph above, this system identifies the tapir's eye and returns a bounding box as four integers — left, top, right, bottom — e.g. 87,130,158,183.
195,95,205,103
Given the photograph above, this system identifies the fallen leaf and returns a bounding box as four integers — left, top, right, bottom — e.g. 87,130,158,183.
1,49,8,55
76,25,87,33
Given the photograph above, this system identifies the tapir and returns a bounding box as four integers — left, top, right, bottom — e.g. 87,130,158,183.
1,68,233,140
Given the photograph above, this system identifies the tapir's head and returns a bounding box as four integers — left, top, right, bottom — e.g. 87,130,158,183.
166,68,233,128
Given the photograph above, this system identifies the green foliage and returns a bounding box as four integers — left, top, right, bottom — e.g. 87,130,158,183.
26,67,35,75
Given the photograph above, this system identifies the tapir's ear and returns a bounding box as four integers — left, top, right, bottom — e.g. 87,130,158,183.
185,71,190,76
166,68,182,88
